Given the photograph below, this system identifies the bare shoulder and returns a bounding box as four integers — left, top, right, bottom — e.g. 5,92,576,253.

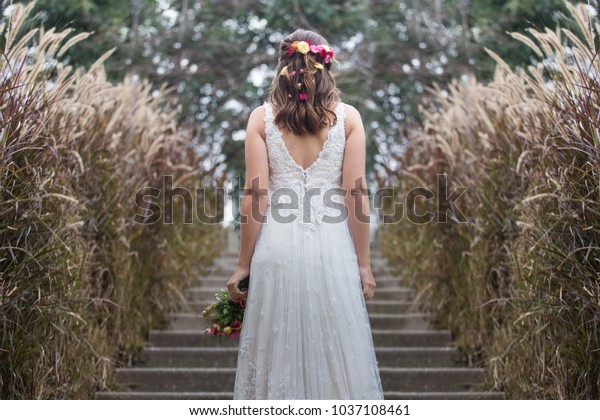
248,104,266,125
247,105,266,141
343,103,361,119
342,103,364,139
249,104,265,118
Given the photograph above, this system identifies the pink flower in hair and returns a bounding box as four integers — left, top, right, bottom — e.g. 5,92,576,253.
309,44,321,54
299,93,307,100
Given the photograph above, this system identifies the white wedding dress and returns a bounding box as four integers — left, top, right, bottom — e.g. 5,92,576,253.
233,101,384,400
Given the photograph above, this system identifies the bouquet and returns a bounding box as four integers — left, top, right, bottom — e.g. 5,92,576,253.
201,275,249,339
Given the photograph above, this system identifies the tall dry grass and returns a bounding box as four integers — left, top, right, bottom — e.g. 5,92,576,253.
377,1,599,398
0,3,224,398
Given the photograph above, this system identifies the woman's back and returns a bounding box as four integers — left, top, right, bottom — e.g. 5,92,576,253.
270,104,341,171
230,28,383,399
261,100,348,231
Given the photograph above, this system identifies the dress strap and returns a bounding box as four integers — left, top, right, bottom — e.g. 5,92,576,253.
334,102,346,139
263,102,278,145
263,101,274,121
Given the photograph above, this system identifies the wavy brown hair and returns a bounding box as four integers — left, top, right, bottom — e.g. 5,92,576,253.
267,29,341,136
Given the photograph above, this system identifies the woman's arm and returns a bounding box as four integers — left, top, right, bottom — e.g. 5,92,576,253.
341,104,376,301
227,106,270,302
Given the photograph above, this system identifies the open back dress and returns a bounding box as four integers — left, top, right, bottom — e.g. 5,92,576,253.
232,101,384,399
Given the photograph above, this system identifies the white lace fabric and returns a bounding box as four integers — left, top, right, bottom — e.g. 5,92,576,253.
233,101,384,400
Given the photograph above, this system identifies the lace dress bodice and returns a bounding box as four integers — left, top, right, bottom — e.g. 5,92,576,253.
262,101,347,234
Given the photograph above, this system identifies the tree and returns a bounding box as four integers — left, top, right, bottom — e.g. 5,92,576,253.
457,0,568,78
7,0,579,185
22,0,141,77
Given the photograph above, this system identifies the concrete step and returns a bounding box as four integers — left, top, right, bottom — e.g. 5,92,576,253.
95,391,232,400
375,347,460,367
169,313,430,331
367,300,419,314
370,313,431,330
96,390,505,400
186,286,414,301
182,299,419,314
384,391,506,400
379,367,487,392
140,347,240,368
95,249,503,400
139,346,460,368
113,367,487,392
371,258,390,267
148,329,452,348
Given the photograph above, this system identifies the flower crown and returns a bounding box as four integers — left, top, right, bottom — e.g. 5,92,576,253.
287,41,334,64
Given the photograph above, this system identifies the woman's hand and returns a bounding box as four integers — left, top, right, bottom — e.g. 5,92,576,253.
227,266,250,302
358,266,376,301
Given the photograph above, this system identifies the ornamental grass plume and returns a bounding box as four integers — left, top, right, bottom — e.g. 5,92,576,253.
0,3,223,398
377,1,600,399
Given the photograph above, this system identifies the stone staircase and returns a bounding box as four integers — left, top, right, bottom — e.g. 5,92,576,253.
96,248,505,400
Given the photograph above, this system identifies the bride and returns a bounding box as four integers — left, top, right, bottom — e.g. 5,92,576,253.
226,28,384,400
